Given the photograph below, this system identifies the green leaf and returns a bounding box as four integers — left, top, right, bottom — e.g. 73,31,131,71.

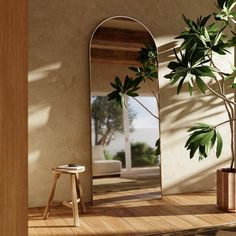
217,0,227,9
204,27,211,42
216,131,223,158
225,68,236,81
188,83,193,96
174,48,182,63
164,73,174,79
127,92,139,97
189,142,199,159
115,76,122,87
149,72,158,79
200,14,212,26
129,67,139,72
177,78,185,94
127,86,140,94
196,123,213,128
110,82,118,89
194,66,215,78
132,76,143,87
168,61,181,70
123,76,132,90
196,77,207,94
199,145,207,158
199,130,214,145
211,130,217,147
185,130,203,147
208,23,218,33
191,132,209,143
155,138,161,155
187,123,212,132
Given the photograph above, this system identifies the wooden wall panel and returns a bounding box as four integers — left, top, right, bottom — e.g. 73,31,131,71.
0,1,27,235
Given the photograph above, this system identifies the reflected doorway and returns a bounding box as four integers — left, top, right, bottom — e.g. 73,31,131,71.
90,16,161,204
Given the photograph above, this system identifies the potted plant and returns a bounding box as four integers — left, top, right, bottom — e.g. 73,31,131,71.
108,0,236,211
164,0,236,211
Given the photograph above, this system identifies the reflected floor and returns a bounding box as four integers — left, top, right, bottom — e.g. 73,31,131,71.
93,168,161,205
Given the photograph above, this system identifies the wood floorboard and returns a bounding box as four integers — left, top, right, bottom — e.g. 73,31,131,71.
97,206,141,235
37,207,74,235
28,207,53,235
116,203,161,234
144,203,194,230
163,196,212,228
168,194,222,224
29,191,236,236
166,193,236,226
120,201,177,233
93,185,161,205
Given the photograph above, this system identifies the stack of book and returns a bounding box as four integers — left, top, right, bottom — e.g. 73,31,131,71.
56,164,84,170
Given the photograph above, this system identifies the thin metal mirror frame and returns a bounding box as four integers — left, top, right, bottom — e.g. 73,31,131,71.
89,16,162,204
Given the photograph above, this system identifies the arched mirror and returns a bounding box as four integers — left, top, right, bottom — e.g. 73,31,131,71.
90,16,161,204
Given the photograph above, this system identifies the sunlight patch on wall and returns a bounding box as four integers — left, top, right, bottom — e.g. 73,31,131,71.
29,150,41,165
28,105,51,130
28,62,61,82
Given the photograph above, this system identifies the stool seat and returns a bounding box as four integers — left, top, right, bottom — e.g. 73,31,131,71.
53,166,85,174
43,166,86,227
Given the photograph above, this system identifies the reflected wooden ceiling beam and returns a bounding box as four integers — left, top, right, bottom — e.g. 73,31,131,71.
91,48,140,66
91,27,153,50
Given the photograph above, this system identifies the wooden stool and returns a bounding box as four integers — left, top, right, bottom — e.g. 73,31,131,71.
43,167,86,226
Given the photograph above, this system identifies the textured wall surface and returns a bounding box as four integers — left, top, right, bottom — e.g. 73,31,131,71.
29,0,233,207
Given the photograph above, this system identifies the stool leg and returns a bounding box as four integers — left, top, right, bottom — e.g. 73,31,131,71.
71,174,80,226
43,173,60,219
75,173,86,214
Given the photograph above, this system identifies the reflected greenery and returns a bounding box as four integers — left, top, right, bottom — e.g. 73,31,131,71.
113,142,158,168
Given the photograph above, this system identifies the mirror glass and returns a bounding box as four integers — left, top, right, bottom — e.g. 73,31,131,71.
90,17,161,204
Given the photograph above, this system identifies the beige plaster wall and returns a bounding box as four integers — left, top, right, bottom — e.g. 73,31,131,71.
29,0,232,207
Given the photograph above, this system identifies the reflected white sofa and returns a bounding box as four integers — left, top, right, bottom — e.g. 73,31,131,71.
92,145,122,178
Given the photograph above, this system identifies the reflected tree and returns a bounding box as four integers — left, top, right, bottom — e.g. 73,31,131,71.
92,96,136,146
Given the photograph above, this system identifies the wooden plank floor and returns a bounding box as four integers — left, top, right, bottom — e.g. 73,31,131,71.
93,184,161,205
28,191,236,236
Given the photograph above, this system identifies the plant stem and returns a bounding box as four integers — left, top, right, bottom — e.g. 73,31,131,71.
131,96,159,120
223,100,235,169
147,79,159,103
215,118,236,127
230,118,235,169
208,57,235,168
147,79,160,113
205,83,236,105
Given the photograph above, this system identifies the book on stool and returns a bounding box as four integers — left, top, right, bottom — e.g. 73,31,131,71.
57,164,84,170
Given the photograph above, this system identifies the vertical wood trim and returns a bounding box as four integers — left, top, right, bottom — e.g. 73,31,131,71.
0,0,27,235
223,171,228,209
235,173,236,208
228,172,235,209
216,170,221,207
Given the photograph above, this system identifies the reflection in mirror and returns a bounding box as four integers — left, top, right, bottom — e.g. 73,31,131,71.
90,17,161,205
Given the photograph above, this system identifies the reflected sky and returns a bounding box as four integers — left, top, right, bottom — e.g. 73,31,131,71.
128,96,158,129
